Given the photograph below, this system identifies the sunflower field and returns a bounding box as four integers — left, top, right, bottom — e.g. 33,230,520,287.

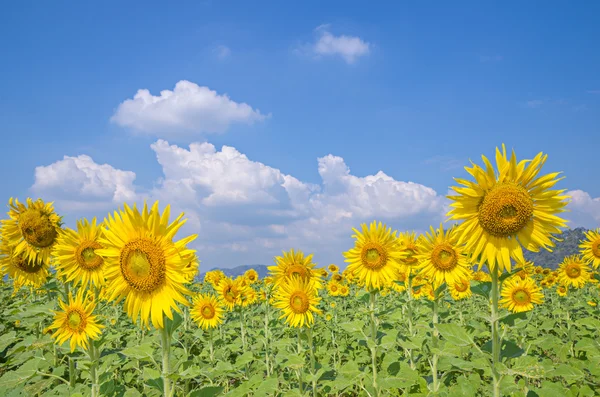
1,144,600,397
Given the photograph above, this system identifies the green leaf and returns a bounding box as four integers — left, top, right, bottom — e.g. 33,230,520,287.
188,386,224,397
436,323,475,346
121,342,155,361
470,281,492,299
547,364,584,384
481,339,524,360
235,351,254,367
143,367,163,394
500,312,528,327
164,311,184,337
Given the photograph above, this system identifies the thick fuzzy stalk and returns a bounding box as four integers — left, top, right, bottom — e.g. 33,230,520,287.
160,326,171,397
490,266,501,397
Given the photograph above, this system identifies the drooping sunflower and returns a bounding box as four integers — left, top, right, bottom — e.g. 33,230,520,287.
52,217,105,289
244,269,259,284
190,293,224,330
556,285,568,297
398,231,421,268
557,255,590,289
1,198,63,263
272,276,322,328
343,221,406,291
47,288,104,352
499,277,544,313
447,144,569,273
95,201,198,329
269,249,322,289
0,239,50,290
415,224,472,289
580,229,600,269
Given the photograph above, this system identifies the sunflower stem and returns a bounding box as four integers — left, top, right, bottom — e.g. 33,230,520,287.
264,300,271,376
297,328,304,394
240,307,247,350
89,342,99,397
431,288,440,392
68,355,76,388
160,324,172,397
307,327,318,397
490,265,501,397
209,327,215,364
369,289,379,397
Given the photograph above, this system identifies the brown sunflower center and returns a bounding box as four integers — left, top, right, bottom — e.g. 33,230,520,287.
330,284,338,292
18,209,58,248
478,183,534,238
286,264,309,280
332,274,342,282
13,255,44,274
361,242,388,270
431,243,458,271
201,304,215,319
290,291,309,314
566,264,581,279
455,280,469,292
66,309,86,332
558,286,567,294
512,288,531,305
120,238,166,293
76,241,104,270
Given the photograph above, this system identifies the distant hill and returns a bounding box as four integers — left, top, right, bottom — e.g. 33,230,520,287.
196,264,269,282
523,227,589,269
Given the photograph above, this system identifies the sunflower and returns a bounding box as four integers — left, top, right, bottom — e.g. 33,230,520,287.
449,277,472,300
328,264,339,273
244,269,259,284
217,277,245,310
95,201,197,329
0,239,50,290
580,229,600,269
240,287,258,307
325,313,333,321
47,288,104,352
412,285,426,300
52,217,105,289
269,249,322,289
332,273,343,283
343,221,406,291
557,255,590,289
447,144,569,273
398,231,421,268
588,301,597,307
273,276,322,328
181,253,200,283
556,285,568,297
499,277,544,313
205,270,225,289
190,293,224,330
339,284,350,297
1,198,62,263
415,224,471,289
391,282,406,294
327,281,341,296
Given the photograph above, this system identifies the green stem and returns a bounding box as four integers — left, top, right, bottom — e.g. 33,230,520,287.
209,327,215,363
68,356,76,387
307,327,317,397
264,301,271,376
369,289,379,396
240,307,247,350
490,265,501,397
297,328,304,394
89,342,99,397
160,325,171,397
431,288,440,392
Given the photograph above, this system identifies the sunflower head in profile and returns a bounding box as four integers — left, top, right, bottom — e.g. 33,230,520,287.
269,249,322,289
343,221,406,291
95,201,197,329
244,269,259,284
415,224,472,289
47,288,104,352
0,239,50,291
556,285,568,297
499,277,544,313
273,276,322,328
557,255,590,289
580,229,600,269
1,198,63,263
52,217,105,289
190,293,224,330
447,144,570,273
328,264,339,273
181,253,200,283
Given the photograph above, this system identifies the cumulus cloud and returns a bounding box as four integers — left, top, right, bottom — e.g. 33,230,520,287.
301,25,370,64
111,80,268,137
565,190,600,229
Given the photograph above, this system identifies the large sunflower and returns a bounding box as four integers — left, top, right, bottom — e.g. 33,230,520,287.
499,277,544,313
415,224,472,289
447,144,569,273
269,249,322,289
52,217,105,289
580,229,600,269
190,293,224,330
272,276,322,328
1,198,62,263
47,288,104,352
343,221,406,291
0,239,50,290
96,201,197,329
557,255,590,289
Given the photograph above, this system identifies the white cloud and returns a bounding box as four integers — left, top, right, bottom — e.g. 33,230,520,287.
565,190,600,229
110,80,268,137
302,25,370,64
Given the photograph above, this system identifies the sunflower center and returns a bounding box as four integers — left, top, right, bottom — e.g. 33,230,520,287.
76,241,104,270
478,183,534,238
558,286,567,294
290,291,309,314
361,243,388,270
120,238,166,293
201,304,215,319
66,309,86,332
512,288,531,305
592,240,600,258
455,280,469,292
566,264,581,279
18,209,58,248
330,284,338,292
13,255,44,274
287,264,309,280
431,243,458,271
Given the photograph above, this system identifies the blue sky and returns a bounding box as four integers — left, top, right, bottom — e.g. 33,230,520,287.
1,1,599,269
